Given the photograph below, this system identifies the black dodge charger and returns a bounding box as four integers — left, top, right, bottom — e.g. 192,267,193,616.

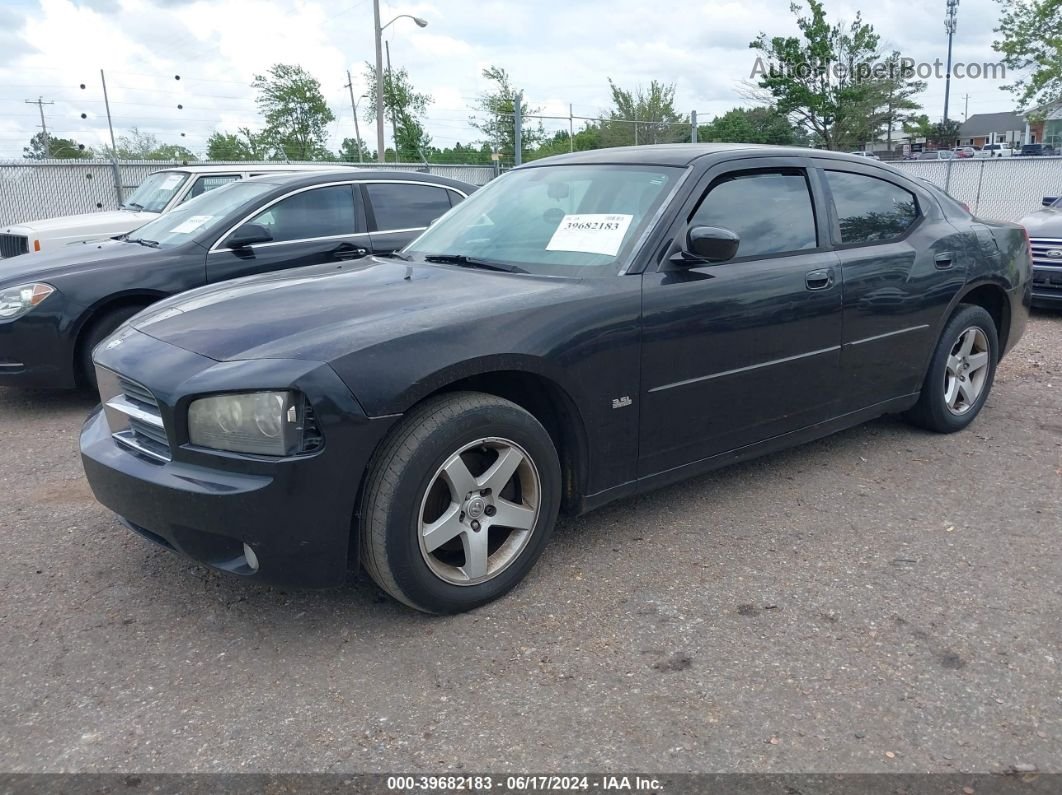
81,145,1032,614
0,170,472,388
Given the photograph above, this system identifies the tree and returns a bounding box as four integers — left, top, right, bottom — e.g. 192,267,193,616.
206,128,270,161
337,136,374,163
363,63,432,162
994,0,1062,109
927,119,961,147
469,66,545,162
602,79,687,146
699,106,803,144
23,132,92,159
902,113,934,140
748,0,918,149
104,127,197,161
875,51,927,150
252,64,335,160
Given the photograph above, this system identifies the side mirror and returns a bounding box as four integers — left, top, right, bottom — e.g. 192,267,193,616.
684,226,740,263
225,223,273,249
1043,196,1058,207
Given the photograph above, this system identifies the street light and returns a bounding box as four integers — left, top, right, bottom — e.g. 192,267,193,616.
373,3,428,163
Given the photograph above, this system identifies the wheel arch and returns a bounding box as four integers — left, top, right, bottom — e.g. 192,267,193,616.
72,290,167,380
950,279,1011,354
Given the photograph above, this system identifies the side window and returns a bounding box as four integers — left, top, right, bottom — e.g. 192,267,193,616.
240,185,357,244
690,169,818,258
182,174,241,203
446,189,467,208
366,183,453,231
825,171,919,245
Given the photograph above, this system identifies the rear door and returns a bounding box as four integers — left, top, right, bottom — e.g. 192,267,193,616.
814,162,968,410
638,157,843,475
362,181,466,254
206,182,369,283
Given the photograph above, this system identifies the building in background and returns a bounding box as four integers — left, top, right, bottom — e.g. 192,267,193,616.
1023,101,1062,148
958,112,1025,148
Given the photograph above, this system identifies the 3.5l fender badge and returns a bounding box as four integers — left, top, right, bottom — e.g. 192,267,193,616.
612,396,633,409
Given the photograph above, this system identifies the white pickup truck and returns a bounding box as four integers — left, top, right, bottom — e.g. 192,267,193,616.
0,164,342,259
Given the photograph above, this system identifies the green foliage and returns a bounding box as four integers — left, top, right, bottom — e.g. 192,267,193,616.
699,106,803,144
337,136,374,163
104,127,196,161
927,119,961,147
23,132,92,159
601,79,687,146
206,128,271,161
252,64,335,160
749,0,924,149
994,0,1062,109
469,66,546,161
363,62,433,161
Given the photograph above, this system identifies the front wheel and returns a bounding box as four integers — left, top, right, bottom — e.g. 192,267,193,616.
904,304,998,433
359,392,562,614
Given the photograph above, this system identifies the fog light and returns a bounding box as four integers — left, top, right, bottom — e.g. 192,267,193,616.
243,543,259,571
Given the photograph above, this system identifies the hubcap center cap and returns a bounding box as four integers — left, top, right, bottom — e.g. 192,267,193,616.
465,496,487,520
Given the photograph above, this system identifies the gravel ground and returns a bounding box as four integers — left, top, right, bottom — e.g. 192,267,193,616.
0,312,1059,774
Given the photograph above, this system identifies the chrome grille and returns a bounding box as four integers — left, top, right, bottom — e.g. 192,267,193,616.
1030,237,1062,269
97,369,171,463
0,233,28,259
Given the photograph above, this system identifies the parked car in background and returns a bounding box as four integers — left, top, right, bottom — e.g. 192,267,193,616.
0,164,339,260
918,150,955,160
1018,195,1062,308
0,170,472,388
80,144,1031,614
849,151,881,160
1019,144,1057,156
981,143,1013,157
953,146,977,158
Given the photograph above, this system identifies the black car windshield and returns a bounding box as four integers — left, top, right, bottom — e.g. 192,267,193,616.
121,171,191,213
405,165,679,277
127,181,275,248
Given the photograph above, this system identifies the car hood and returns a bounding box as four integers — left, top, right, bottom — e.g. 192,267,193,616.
4,209,157,241
131,258,581,363
1018,208,1062,236
0,239,161,285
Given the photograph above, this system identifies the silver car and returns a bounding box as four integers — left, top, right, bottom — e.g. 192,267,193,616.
1019,196,1062,308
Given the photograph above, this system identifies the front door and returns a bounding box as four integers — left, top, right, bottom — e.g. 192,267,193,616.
362,181,463,254
207,183,368,283
638,158,843,477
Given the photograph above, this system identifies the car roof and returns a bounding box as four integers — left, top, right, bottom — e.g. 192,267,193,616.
244,169,476,191
149,164,343,175
517,143,911,169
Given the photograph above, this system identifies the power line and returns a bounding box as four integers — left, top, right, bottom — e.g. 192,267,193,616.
24,97,55,156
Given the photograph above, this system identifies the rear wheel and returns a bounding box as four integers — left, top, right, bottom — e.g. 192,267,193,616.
905,304,998,433
359,391,561,614
76,305,146,391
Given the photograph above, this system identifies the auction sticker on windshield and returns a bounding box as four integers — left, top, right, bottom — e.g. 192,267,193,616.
171,215,213,234
546,213,633,256
160,174,184,190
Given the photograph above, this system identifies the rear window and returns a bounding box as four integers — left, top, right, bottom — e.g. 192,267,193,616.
825,171,919,244
367,183,454,231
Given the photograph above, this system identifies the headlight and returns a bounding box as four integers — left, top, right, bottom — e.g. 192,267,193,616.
187,391,321,456
0,283,55,320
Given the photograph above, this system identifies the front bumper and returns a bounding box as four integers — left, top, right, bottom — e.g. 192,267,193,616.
0,308,75,388
80,330,399,588
1031,266,1062,308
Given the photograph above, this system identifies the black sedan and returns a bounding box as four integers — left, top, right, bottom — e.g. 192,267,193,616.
81,144,1031,614
0,170,472,388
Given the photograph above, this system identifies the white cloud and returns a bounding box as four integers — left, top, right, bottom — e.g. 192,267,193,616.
0,0,1017,159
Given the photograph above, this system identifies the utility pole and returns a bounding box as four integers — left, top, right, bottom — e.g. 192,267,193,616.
943,0,959,127
25,97,55,157
100,69,123,204
372,0,386,163
963,93,970,120
385,40,400,163
344,70,365,163
513,91,523,166
691,110,698,143
569,104,574,153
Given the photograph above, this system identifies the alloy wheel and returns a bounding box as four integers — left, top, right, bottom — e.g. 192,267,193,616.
944,326,990,415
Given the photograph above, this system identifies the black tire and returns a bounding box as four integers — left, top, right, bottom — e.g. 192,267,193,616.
359,391,562,614
76,305,146,391
905,304,999,433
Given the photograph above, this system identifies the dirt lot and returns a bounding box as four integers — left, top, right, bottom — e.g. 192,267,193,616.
0,312,1059,774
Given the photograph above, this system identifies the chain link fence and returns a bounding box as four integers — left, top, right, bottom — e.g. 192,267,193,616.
891,157,1062,222
0,160,499,226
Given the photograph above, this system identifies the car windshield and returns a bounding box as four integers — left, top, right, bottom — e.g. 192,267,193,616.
404,164,679,277
125,181,275,248
121,171,191,213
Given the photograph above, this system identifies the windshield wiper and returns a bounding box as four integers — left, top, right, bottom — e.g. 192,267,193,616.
128,238,159,248
422,254,524,273
121,202,144,211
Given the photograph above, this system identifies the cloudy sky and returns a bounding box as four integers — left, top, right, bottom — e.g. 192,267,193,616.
0,0,1020,159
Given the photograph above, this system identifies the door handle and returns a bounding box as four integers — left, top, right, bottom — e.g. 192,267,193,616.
805,268,834,291
934,252,954,269
333,246,367,260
